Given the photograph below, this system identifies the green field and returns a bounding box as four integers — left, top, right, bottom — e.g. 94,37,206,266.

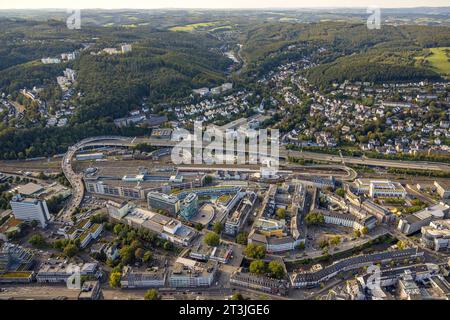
416,47,450,76
169,22,219,32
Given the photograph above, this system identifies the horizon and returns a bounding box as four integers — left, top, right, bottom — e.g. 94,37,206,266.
1,0,450,10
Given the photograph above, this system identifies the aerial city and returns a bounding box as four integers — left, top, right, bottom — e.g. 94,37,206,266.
0,2,449,305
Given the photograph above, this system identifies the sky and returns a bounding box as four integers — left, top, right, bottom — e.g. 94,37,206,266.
0,0,449,10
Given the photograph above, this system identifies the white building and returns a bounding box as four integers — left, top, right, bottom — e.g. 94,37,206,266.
398,203,450,235
121,44,132,54
10,196,50,228
421,220,450,251
354,179,407,198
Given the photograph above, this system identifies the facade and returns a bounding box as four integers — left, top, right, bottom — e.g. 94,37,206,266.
421,220,450,251
106,200,131,219
230,270,289,296
147,192,180,216
179,193,198,220
224,192,257,236
168,258,217,288
36,261,100,283
78,281,102,300
75,153,104,161
10,195,51,228
291,249,423,288
354,179,407,199
434,181,450,199
120,266,166,288
322,211,377,231
397,203,450,235
362,200,395,224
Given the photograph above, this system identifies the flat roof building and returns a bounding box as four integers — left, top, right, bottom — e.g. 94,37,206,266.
10,195,50,228
147,192,180,216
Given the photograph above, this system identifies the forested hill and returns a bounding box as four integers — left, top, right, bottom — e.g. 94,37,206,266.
239,22,450,84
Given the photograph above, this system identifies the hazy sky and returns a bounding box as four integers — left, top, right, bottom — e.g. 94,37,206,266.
0,0,449,9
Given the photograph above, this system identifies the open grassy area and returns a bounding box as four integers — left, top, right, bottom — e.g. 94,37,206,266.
416,47,450,76
169,21,219,32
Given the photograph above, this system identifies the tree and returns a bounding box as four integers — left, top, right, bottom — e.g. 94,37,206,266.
336,188,345,197
397,240,407,250
236,232,248,245
143,250,153,263
276,208,287,219
28,234,46,247
119,245,135,265
244,244,266,259
297,242,305,250
63,244,79,258
135,248,144,261
353,229,361,238
361,227,369,235
230,293,244,300
204,175,213,185
212,222,224,234
113,224,122,235
268,260,285,279
144,289,161,300
109,271,121,288
204,232,220,247
329,236,341,247
305,212,325,225
249,260,266,275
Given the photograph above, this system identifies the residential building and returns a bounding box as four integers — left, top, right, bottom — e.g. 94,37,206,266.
230,269,289,296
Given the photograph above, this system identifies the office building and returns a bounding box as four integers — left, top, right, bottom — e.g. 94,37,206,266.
10,195,51,228
179,193,198,220
397,203,450,235
147,192,180,216
421,220,450,251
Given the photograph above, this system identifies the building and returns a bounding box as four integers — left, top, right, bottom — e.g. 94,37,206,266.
434,181,450,199
75,153,104,161
421,220,450,251
168,258,217,288
291,248,423,288
354,179,407,199
230,269,289,296
121,44,132,54
121,207,197,247
78,281,102,300
147,192,181,216
179,193,198,220
322,211,377,231
397,203,450,235
16,182,44,197
106,200,131,219
0,243,34,272
151,128,173,140
120,266,166,288
224,191,257,236
362,200,395,224
36,260,100,283
189,243,233,264
10,195,51,228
